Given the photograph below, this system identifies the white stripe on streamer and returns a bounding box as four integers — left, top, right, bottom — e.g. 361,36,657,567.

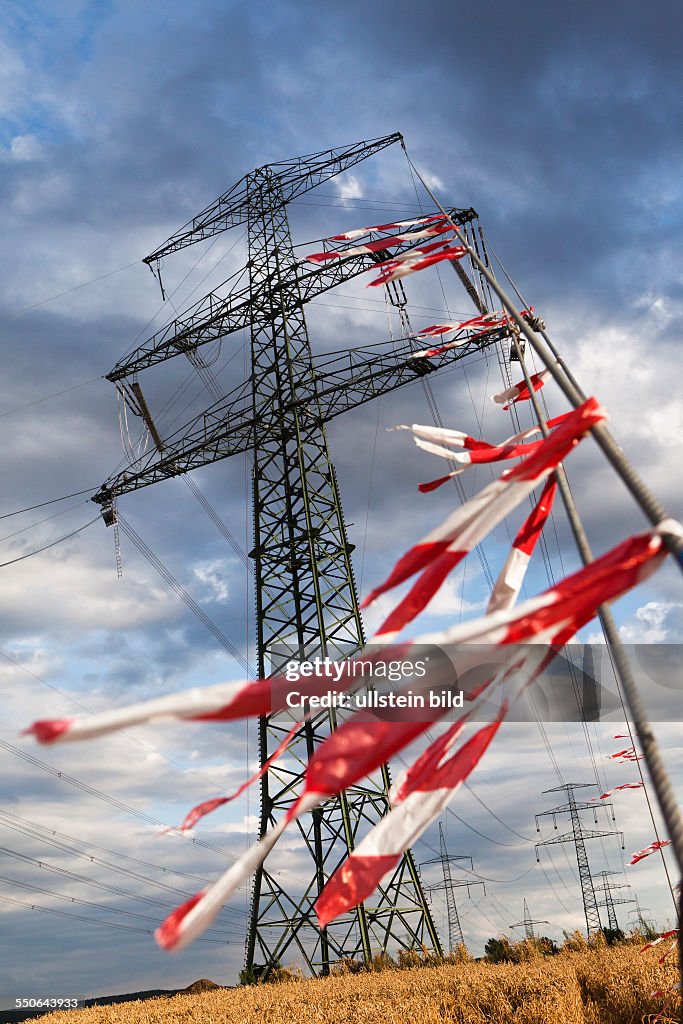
486,476,557,614
363,399,606,639
330,215,447,242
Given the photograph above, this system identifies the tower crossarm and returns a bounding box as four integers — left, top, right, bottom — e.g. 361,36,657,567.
425,879,484,895
535,828,623,848
109,206,477,382
94,330,504,507
535,798,615,823
313,327,501,420
596,895,636,906
144,133,404,262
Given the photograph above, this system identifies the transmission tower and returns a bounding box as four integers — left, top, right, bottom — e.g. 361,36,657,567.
534,783,624,936
591,870,635,932
419,822,484,951
93,134,508,976
629,897,656,934
509,898,549,940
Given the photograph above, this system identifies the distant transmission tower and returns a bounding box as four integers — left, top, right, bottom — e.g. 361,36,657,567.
510,898,549,940
419,822,484,951
534,783,624,936
94,134,507,976
591,871,635,932
629,898,656,933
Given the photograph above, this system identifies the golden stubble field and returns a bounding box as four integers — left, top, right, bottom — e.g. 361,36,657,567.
34,944,679,1024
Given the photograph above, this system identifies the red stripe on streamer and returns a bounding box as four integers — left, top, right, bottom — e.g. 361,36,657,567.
367,245,468,287
416,311,509,339
493,370,551,409
608,746,643,762
316,854,402,925
391,719,466,805
594,782,644,800
25,670,353,745
365,401,600,608
413,414,573,491
373,548,467,639
418,473,457,493
408,411,571,458
658,940,679,965
486,477,557,614
170,718,304,832
630,839,671,865
515,478,557,557
301,717,441,801
315,716,503,928
364,399,605,636
640,929,678,952
414,309,534,358
24,719,72,743
501,532,667,646
156,893,203,950
330,215,447,242
305,225,453,262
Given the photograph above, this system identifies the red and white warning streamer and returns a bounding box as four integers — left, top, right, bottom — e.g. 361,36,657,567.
330,214,447,242
630,839,672,865
486,476,557,614
363,398,606,640
304,224,453,263
413,308,534,358
367,241,468,287
492,369,551,409
593,782,645,800
25,514,678,950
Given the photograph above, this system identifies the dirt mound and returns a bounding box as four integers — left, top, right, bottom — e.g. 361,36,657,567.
182,979,223,995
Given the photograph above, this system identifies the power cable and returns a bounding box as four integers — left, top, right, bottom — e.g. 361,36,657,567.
462,781,535,843
0,873,240,937
0,739,242,863
0,810,246,909
0,515,99,568
0,498,90,545
117,514,253,673
0,808,244,894
0,263,140,322
0,893,230,942
0,489,99,520
0,848,241,935
0,377,103,420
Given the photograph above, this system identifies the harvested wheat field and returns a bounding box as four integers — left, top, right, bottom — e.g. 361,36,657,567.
34,945,679,1024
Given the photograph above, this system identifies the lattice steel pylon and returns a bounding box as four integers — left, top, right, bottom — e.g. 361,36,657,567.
93,133,510,977
535,783,624,937
419,822,483,952
509,899,549,941
591,871,635,932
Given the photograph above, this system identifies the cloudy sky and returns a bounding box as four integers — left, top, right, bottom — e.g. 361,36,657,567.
0,0,682,1007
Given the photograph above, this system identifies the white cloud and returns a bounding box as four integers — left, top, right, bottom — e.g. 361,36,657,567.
193,559,229,602
9,134,44,161
619,601,683,643
336,174,362,201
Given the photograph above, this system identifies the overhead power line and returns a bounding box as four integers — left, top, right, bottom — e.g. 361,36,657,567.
117,514,253,674
0,515,99,568
0,488,99,520
0,893,230,942
0,807,249,898
0,871,241,938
